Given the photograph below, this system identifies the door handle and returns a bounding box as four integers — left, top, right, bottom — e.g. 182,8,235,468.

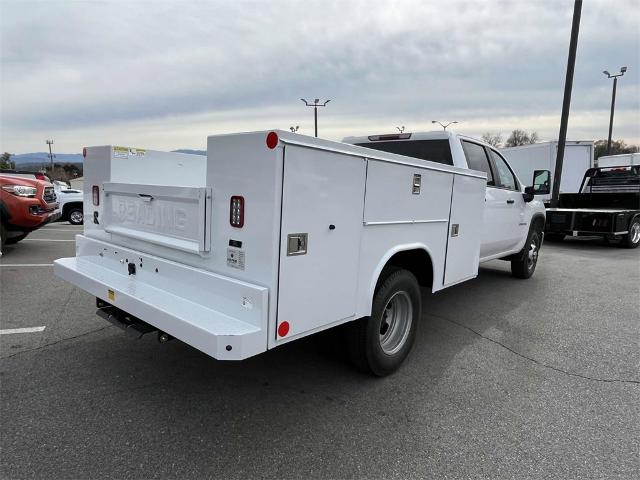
506,199,515,204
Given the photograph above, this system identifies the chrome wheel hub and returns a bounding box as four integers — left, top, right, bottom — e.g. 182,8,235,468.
631,223,640,244
70,211,83,223
527,238,539,270
379,291,413,355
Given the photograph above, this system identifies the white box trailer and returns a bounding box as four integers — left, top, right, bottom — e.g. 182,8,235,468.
54,130,547,375
500,141,594,203
597,152,640,168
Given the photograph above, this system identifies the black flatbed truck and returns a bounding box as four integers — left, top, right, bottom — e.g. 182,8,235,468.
545,165,640,248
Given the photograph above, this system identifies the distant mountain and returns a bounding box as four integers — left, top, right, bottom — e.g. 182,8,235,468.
172,149,206,156
12,152,83,167
9,149,205,169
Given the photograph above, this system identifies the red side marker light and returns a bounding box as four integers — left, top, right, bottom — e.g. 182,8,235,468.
266,131,279,149
92,185,100,206
278,321,290,337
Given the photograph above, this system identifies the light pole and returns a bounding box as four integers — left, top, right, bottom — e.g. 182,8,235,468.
396,126,405,133
603,66,627,154
301,98,330,137
431,120,458,130
46,139,55,174
290,126,299,133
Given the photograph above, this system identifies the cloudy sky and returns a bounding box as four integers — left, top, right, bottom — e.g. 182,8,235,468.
1,0,638,154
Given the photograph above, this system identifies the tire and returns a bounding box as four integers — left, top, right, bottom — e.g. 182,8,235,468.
68,208,84,225
0,222,6,252
623,218,640,249
347,269,421,376
5,232,28,245
511,227,542,279
545,233,565,242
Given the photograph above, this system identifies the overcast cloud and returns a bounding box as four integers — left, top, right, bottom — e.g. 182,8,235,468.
1,0,638,153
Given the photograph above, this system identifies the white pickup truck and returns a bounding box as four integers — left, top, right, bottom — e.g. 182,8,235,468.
54,130,549,375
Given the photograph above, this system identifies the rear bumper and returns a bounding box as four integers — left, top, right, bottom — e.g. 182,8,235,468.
54,236,269,360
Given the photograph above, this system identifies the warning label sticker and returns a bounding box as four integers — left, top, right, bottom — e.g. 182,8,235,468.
113,146,129,158
129,148,146,157
227,248,245,270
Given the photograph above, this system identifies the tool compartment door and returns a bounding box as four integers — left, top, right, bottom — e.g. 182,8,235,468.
277,146,366,340
444,174,486,286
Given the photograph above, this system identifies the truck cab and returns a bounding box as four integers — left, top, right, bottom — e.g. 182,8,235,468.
343,131,548,263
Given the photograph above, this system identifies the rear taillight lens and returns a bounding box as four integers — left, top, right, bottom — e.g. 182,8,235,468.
230,196,244,228
92,185,100,206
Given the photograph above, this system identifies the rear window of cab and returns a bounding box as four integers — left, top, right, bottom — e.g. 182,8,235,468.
355,139,454,165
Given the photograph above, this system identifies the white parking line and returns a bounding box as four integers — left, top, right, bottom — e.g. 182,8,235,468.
40,227,83,231
0,263,54,267
0,326,46,335
22,239,75,242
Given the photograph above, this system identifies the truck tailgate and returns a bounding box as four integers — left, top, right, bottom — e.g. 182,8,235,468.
54,236,268,360
103,182,212,254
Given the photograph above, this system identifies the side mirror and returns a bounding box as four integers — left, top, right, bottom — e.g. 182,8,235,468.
532,170,551,195
523,170,551,202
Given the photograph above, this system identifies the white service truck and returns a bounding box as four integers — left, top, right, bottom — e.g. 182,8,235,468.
54,130,548,375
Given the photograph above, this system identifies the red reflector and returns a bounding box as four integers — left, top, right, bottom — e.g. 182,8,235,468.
82,147,87,158
266,131,279,149
230,196,244,228
92,185,100,206
278,321,290,337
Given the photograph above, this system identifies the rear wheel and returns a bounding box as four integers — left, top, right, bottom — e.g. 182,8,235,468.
68,208,84,225
623,218,640,249
347,269,421,376
511,227,542,279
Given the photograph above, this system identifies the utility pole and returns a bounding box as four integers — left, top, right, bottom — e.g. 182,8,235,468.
46,139,55,175
301,99,331,137
551,0,582,208
602,67,627,154
431,120,458,130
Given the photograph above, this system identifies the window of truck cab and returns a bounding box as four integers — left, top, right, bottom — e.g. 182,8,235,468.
460,140,495,186
354,139,454,165
488,149,519,191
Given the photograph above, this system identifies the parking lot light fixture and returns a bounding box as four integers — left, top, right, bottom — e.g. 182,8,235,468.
301,98,331,137
602,66,628,154
431,120,458,131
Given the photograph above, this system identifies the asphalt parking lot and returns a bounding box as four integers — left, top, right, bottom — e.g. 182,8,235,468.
1,223,638,480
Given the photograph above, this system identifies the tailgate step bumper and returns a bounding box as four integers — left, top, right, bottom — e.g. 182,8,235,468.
54,247,268,360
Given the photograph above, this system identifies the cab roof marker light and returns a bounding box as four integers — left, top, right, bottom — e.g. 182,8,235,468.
367,133,412,141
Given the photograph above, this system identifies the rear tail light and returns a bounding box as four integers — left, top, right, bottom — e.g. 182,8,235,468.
92,185,100,206
230,196,244,228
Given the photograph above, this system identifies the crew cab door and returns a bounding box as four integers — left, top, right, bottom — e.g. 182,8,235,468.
487,148,527,252
461,141,525,258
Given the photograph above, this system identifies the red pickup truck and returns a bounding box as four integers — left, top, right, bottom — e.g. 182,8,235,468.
0,175,60,250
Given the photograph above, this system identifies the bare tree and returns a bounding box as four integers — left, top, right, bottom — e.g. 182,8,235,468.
505,130,540,147
481,132,503,147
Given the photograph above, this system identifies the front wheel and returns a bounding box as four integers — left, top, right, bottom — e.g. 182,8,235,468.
511,228,541,279
623,218,640,249
347,269,421,376
68,208,84,225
